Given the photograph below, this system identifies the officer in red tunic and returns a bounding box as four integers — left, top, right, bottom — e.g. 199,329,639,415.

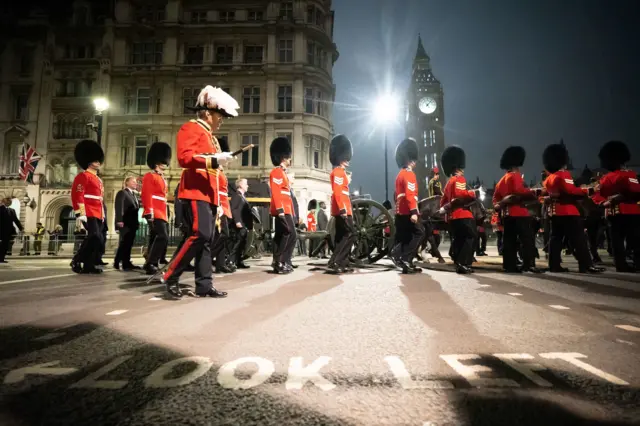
328,135,356,274
493,146,542,273
162,85,238,298
269,137,296,274
306,199,318,257
391,138,424,274
70,139,105,274
439,145,480,274
543,143,603,273
211,136,234,274
597,140,640,271
141,142,171,275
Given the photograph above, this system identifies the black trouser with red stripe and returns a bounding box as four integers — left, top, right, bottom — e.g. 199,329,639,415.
549,215,591,271
273,214,297,264
146,219,168,267
163,200,216,294
330,215,357,267
72,217,104,270
211,215,230,269
608,214,640,270
395,215,425,262
503,216,536,270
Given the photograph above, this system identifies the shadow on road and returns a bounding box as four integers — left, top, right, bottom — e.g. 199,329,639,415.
0,323,636,425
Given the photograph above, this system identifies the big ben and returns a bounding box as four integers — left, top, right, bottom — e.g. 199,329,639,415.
405,35,445,199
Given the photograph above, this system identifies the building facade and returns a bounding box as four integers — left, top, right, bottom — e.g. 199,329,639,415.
405,36,445,199
0,0,337,237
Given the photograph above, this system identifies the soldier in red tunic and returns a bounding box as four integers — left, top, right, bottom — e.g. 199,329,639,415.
391,138,424,274
162,85,238,298
597,140,640,271
439,146,480,274
70,139,105,274
306,199,318,257
328,135,356,274
269,137,296,274
141,142,171,275
211,136,234,274
493,146,542,273
543,143,603,273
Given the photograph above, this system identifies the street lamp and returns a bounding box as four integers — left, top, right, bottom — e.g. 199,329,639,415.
373,93,400,204
92,97,110,146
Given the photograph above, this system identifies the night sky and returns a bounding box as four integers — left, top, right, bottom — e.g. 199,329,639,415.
332,0,640,199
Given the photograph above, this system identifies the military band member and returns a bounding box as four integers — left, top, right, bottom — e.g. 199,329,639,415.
493,146,542,273
141,142,171,275
70,139,105,274
328,135,357,273
162,85,238,298
392,138,424,274
269,137,296,274
211,137,234,273
440,145,479,274
597,140,640,272
543,143,603,273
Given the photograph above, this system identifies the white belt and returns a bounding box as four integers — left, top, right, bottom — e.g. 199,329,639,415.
152,195,167,201
219,191,228,196
84,194,103,200
281,191,291,196
341,190,349,195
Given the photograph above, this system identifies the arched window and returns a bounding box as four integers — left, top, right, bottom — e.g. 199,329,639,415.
71,117,83,138
48,158,64,184
52,114,63,139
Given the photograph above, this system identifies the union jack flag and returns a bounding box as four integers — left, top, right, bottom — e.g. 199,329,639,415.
18,143,41,183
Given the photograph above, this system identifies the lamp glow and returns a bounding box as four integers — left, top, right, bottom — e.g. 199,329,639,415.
93,97,110,113
373,93,400,123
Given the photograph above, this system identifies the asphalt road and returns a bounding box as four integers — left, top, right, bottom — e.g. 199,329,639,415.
0,253,638,426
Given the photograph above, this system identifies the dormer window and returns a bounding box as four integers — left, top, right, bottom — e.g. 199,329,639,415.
74,6,88,26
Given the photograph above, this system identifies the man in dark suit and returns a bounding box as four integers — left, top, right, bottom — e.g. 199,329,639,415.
1,197,23,260
230,178,252,268
114,177,141,270
315,201,329,258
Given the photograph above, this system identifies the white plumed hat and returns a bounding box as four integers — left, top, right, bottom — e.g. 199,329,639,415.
186,85,240,117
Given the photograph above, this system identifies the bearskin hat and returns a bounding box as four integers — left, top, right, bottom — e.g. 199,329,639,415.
74,139,104,170
499,146,526,170
440,145,466,177
218,135,230,153
598,140,630,172
146,142,172,169
395,138,419,168
542,143,569,173
307,199,317,210
329,134,353,167
270,137,292,166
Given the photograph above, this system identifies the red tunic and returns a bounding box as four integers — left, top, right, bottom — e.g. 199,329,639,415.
218,171,232,218
490,211,503,232
599,170,640,215
142,171,168,221
330,167,352,216
306,211,317,231
176,119,221,206
440,175,476,220
71,170,104,219
545,170,588,216
492,171,533,217
395,168,419,215
269,166,293,216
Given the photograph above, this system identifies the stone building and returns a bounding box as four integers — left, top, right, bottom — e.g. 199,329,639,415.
0,0,338,238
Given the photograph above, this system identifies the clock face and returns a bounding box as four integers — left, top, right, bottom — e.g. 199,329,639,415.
418,96,437,114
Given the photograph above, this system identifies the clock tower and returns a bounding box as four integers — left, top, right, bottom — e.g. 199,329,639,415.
405,35,445,199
